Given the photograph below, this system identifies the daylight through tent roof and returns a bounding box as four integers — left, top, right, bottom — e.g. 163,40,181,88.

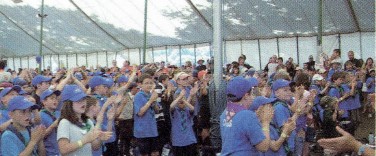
0,0,374,58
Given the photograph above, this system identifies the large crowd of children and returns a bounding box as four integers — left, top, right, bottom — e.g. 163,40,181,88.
0,48,374,156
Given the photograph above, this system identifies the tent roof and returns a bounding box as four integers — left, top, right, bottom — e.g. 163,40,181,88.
0,0,374,57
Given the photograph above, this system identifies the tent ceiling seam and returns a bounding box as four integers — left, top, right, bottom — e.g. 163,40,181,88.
0,10,58,54
69,0,128,49
185,0,212,29
345,0,361,31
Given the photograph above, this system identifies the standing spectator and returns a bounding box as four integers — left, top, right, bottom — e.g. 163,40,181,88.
116,77,138,156
39,89,61,156
57,85,111,156
31,75,52,107
238,54,251,74
267,55,279,78
1,96,46,156
0,86,22,132
195,59,206,72
346,51,362,69
220,76,272,155
0,60,11,83
307,55,316,71
133,74,160,156
329,49,342,66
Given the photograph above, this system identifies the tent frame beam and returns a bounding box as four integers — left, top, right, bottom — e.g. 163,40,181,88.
69,0,128,49
345,0,361,32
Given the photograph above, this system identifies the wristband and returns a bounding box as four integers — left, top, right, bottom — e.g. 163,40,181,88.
77,140,83,148
281,133,289,138
357,144,366,156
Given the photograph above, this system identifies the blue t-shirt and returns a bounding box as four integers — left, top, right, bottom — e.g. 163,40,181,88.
133,90,158,138
272,101,295,151
170,106,197,146
328,86,349,118
220,109,265,155
94,94,116,143
366,77,375,93
1,129,31,156
40,110,60,156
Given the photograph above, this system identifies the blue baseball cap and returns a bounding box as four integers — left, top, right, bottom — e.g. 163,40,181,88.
74,72,83,80
249,96,276,111
12,77,27,86
40,89,61,101
88,76,104,89
272,79,291,91
0,85,21,99
117,75,129,83
93,71,104,76
103,77,114,88
61,85,88,102
31,75,52,86
227,76,258,101
8,96,36,112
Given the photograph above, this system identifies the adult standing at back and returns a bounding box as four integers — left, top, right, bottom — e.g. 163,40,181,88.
0,60,11,83
346,51,362,69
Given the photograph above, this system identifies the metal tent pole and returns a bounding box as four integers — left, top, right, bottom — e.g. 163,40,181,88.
142,0,148,64
317,0,323,62
38,0,46,74
210,0,226,152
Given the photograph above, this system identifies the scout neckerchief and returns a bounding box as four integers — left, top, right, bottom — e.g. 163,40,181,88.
7,124,37,155
40,109,56,121
225,102,247,123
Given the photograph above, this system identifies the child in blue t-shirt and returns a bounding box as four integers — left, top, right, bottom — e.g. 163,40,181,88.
39,89,61,156
170,88,197,156
133,74,160,156
1,96,46,156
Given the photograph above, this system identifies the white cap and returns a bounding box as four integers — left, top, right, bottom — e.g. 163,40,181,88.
312,74,324,81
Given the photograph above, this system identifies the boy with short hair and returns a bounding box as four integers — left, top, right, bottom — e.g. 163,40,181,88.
40,89,61,156
1,96,46,156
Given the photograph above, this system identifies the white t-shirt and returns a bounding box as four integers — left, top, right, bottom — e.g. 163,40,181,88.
57,118,94,156
0,72,11,83
267,63,278,77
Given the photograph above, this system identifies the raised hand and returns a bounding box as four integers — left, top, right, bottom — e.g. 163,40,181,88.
257,104,274,124
31,125,46,143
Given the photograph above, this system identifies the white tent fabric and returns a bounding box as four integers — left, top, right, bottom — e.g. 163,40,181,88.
1,0,374,70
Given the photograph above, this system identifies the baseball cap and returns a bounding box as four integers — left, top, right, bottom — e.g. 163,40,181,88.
0,85,21,99
61,85,88,102
249,96,276,111
88,76,104,89
227,76,258,101
103,77,114,88
318,68,326,74
174,72,190,80
74,72,83,80
8,96,37,112
31,75,52,86
40,89,61,101
272,79,291,91
198,70,207,80
117,75,129,83
312,74,324,81
12,77,27,86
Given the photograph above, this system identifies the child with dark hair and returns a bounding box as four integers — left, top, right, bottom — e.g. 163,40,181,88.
319,96,340,138
134,74,160,156
57,85,111,156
